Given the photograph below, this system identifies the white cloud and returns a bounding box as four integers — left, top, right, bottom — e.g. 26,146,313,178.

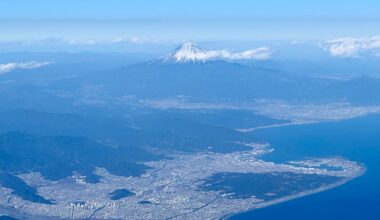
224,47,273,60
65,37,161,45
323,36,380,57
0,61,52,75
125,37,159,44
67,39,97,45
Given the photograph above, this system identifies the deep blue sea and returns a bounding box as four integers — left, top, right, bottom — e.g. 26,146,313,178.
231,115,380,220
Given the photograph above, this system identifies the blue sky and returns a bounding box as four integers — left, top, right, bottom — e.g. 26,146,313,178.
1,0,380,21
1,0,380,42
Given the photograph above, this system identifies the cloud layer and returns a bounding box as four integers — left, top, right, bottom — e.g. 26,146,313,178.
0,61,52,75
214,47,273,60
64,37,163,45
323,36,380,57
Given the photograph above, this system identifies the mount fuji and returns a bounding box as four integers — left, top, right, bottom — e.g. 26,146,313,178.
149,42,272,64
148,42,227,64
158,42,212,63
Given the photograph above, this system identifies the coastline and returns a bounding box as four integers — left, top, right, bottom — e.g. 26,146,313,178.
222,165,366,220
236,121,320,133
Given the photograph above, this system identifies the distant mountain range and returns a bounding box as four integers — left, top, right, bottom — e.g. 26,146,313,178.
2,43,380,109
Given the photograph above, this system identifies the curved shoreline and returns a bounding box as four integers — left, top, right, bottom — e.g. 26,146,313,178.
228,119,367,219
222,164,366,220
0,119,367,219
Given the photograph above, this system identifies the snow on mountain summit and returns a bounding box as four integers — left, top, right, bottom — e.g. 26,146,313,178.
159,42,213,63
171,42,211,63
152,42,272,64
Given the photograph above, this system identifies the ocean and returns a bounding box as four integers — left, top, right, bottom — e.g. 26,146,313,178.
231,115,380,220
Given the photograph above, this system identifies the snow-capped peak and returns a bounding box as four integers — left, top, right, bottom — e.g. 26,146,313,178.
151,42,273,64
165,42,211,63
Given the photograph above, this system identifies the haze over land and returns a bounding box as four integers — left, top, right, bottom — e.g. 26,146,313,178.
1,1,380,219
